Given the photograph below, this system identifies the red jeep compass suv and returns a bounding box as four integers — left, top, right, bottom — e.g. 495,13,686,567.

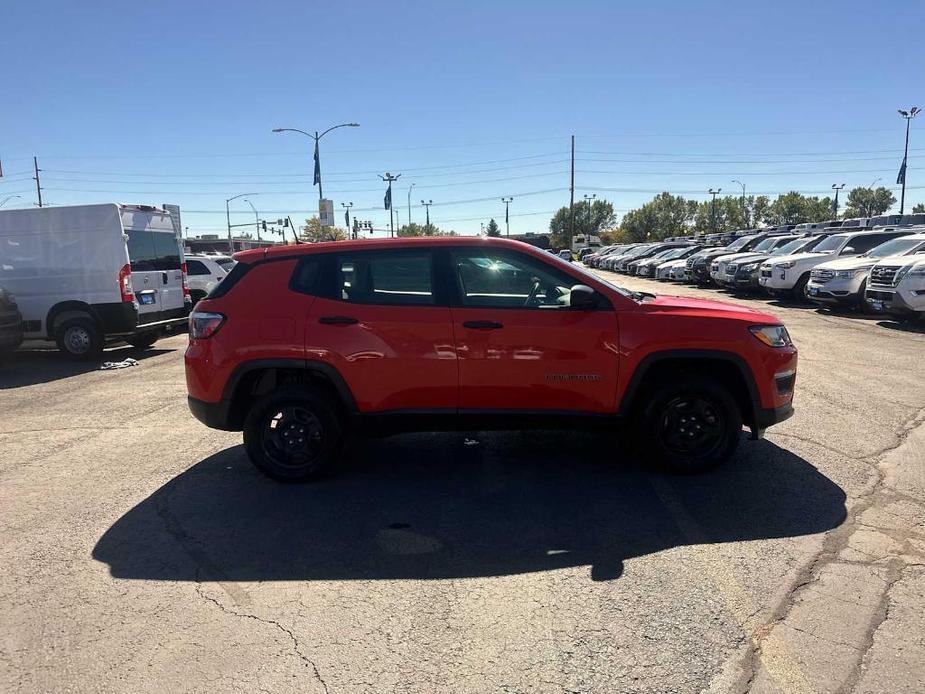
186,237,796,481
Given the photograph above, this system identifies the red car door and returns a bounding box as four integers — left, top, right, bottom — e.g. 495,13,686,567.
305,248,458,412
447,247,620,413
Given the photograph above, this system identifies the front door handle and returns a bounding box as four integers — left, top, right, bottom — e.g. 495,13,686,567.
318,315,359,325
463,320,503,330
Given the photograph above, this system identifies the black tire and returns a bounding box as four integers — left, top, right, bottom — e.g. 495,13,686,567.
640,375,742,474
791,273,811,302
243,385,345,482
55,317,104,360
127,332,159,349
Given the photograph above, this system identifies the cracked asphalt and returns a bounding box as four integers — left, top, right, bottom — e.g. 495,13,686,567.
1,273,924,694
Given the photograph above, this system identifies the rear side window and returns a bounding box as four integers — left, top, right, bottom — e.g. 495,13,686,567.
846,233,901,255
127,230,182,271
290,257,325,296
207,261,251,299
334,251,434,306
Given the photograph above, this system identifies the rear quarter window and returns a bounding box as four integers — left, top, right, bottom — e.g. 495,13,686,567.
206,261,252,299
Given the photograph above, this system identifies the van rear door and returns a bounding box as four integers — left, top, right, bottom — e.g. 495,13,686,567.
126,229,185,321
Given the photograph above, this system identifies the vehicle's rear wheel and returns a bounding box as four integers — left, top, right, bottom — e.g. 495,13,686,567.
640,375,742,474
127,332,159,349
243,385,345,482
55,317,104,360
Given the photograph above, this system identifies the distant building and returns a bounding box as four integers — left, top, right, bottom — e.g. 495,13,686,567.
507,232,551,250
184,235,280,254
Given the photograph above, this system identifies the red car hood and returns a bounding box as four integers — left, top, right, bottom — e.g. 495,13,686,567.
639,294,781,323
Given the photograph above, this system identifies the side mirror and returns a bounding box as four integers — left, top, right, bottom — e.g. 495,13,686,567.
841,246,856,254
569,284,596,309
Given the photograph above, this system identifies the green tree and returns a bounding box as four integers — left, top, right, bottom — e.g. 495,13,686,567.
548,199,617,247
914,203,925,214
397,222,453,237
766,191,833,225
843,187,896,218
486,218,501,237
300,216,346,243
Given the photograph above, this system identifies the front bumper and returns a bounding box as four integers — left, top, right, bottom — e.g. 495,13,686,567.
755,403,795,431
865,287,920,316
188,395,236,431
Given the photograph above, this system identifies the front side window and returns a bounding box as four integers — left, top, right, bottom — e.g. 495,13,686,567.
452,250,584,309
335,251,434,306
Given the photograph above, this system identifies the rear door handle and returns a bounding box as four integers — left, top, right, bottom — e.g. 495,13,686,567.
463,320,503,330
318,315,359,325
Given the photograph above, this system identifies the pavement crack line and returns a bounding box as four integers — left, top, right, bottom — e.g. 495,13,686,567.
194,583,330,694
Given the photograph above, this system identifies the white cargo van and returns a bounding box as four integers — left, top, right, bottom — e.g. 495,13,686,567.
0,203,191,359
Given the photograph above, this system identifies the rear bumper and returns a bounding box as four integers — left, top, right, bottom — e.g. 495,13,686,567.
188,395,235,431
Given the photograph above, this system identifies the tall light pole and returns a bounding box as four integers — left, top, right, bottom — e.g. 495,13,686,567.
407,183,415,226
226,193,257,254
868,177,882,218
501,196,514,236
708,188,722,233
379,172,401,238
831,184,845,218
0,194,22,208
582,193,596,247
731,179,746,227
421,199,433,229
897,107,920,214
272,122,360,202
342,201,353,238
243,199,260,241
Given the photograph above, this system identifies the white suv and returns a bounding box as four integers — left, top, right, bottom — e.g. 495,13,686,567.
865,250,925,318
185,255,235,302
807,231,925,309
759,229,912,300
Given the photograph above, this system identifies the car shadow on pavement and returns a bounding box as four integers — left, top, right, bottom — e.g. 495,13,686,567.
0,346,174,389
876,319,925,334
94,431,847,583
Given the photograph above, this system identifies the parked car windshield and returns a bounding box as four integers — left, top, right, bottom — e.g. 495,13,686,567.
772,238,811,256
864,237,925,258
725,236,755,251
808,234,848,253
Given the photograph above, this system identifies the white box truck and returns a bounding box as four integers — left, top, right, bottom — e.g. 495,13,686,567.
0,203,191,359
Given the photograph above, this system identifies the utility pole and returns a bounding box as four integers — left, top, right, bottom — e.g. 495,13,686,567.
501,196,513,236
582,193,596,248
831,183,845,218
709,188,722,233
732,179,746,226
407,183,415,226
33,157,43,208
421,199,433,229
568,135,575,246
897,107,920,214
342,202,353,238
380,172,400,238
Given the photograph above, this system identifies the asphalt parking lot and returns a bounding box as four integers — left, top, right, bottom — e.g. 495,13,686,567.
2,276,924,694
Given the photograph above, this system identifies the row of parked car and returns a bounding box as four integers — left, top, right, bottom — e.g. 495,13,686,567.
582,213,925,319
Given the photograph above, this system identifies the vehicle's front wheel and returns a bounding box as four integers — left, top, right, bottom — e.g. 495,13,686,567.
55,317,104,360
243,385,345,482
641,375,742,474
791,273,811,301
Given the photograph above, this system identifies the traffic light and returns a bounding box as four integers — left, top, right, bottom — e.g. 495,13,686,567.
261,221,267,233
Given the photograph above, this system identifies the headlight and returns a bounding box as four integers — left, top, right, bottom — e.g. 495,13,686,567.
777,261,796,269
834,269,862,279
749,324,793,348
740,262,761,271
906,263,925,278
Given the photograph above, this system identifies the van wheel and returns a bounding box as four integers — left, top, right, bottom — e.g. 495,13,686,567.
243,385,344,482
640,375,742,474
127,332,159,349
56,317,103,360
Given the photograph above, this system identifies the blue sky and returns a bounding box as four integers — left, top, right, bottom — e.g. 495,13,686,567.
1,0,923,237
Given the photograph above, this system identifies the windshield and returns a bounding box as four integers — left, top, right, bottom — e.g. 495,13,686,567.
725,236,754,251
865,237,925,258
750,238,778,252
809,234,847,253
772,239,809,256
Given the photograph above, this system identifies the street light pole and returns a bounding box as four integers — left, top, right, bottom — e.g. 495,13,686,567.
897,107,920,214
421,200,433,229
731,179,746,226
708,188,722,233
226,192,257,255
0,194,22,208
501,196,514,236
272,123,360,203
868,178,882,218
342,201,354,238
379,172,401,238
831,183,845,218
407,183,415,226
582,193,596,247
244,199,260,241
